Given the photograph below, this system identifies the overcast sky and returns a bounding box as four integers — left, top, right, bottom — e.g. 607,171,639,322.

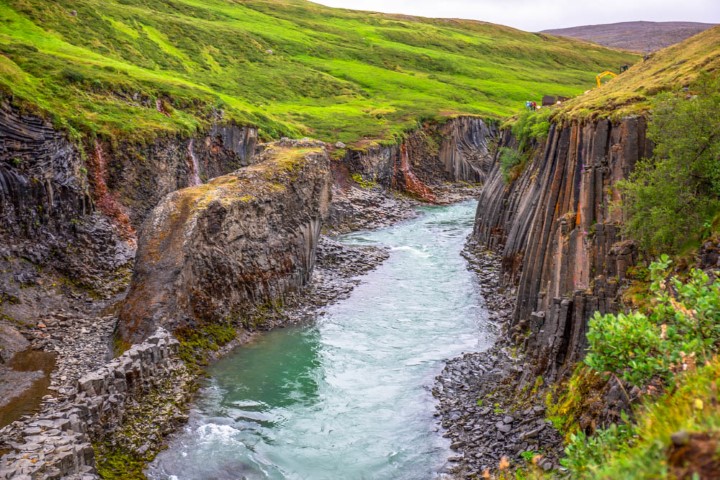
313,0,720,32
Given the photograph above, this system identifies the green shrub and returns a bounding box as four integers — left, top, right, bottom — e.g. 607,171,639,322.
585,255,720,387
498,108,553,184
561,414,635,477
563,357,720,479
499,147,525,183
618,74,720,254
511,108,553,151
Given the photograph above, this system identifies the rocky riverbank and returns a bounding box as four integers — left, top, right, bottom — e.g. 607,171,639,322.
327,177,484,236
0,233,391,479
435,240,565,478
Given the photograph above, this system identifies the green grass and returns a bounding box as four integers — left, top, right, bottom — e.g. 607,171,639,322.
0,0,637,145
558,25,720,121
562,358,720,479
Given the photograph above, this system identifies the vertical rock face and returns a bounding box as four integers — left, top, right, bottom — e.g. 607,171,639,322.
101,122,258,227
0,100,259,298
474,117,650,382
0,102,90,239
0,102,132,297
0,100,258,238
340,117,497,191
436,116,496,183
118,143,332,343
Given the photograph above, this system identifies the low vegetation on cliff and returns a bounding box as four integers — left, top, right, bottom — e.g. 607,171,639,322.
618,74,720,254
558,25,720,120
541,68,720,478
498,108,552,182
0,0,635,144
559,258,720,479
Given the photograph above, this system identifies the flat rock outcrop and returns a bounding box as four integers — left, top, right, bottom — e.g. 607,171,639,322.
118,143,332,343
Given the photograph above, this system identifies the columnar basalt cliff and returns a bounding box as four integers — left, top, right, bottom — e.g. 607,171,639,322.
0,102,131,293
340,117,496,192
118,142,332,343
100,122,258,226
0,102,259,302
474,117,650,383
0,100,261,433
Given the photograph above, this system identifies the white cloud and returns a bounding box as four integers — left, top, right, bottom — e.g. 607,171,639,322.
312,0,720,31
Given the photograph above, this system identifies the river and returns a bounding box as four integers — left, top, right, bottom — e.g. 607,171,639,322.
147,200,492,480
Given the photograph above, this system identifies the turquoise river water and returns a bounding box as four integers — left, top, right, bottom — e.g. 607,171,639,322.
147,200,492,480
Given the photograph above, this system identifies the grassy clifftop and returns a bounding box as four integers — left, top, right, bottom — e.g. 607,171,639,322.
558,25,720,120
0,0,635,144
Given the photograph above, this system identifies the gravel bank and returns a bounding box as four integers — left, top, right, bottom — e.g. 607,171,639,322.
435,241,565,478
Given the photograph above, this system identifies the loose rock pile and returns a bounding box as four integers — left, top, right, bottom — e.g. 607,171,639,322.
27,313,117,395
310,236,390,304
327,184,418,234
0,328,190,480
435,242,564,478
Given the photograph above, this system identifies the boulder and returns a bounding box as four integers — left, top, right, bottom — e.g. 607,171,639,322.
118,144,332,342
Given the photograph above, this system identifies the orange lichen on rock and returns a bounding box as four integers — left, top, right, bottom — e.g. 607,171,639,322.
396,143,437,203
87,143,136,243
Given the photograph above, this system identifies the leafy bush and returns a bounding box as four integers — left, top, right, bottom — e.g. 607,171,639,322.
618,74,720,254
498,147,525,183
511,108,553,151
562,414,635,477
585,255,720,387
564,357,720,479
498,108,553,183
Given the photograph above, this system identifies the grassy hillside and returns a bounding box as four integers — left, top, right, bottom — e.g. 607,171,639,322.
0,0,636,145
558,25,720,120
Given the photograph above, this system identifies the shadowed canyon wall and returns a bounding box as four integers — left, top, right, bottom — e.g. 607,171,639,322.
474,117,650,383
0,102,259,299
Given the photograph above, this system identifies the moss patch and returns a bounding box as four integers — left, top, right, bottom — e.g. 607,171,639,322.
351,173,378,189
175,321,237,371
546,365,608,439
94,444,147,480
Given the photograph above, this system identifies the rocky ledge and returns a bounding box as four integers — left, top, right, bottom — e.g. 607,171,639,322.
0,328,191,480
118,141,332,343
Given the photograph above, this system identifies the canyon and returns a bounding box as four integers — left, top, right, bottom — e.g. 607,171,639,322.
0,1,717,478
0,100,500,478
0,91,658,478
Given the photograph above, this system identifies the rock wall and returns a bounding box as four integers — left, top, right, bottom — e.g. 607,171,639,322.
0,102,258,239
101,122,258,226
340,117,496,191
435,116,496,183
0,328,189,480
0,99,258,314
0,103,89,237
118,142,332,343
0,102,133,309
473,117,649,383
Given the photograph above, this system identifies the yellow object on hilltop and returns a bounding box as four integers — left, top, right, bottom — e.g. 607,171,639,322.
596,70,618,87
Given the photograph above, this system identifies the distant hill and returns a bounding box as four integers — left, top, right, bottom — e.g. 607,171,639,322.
542,21,716,53
558,25,720,120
